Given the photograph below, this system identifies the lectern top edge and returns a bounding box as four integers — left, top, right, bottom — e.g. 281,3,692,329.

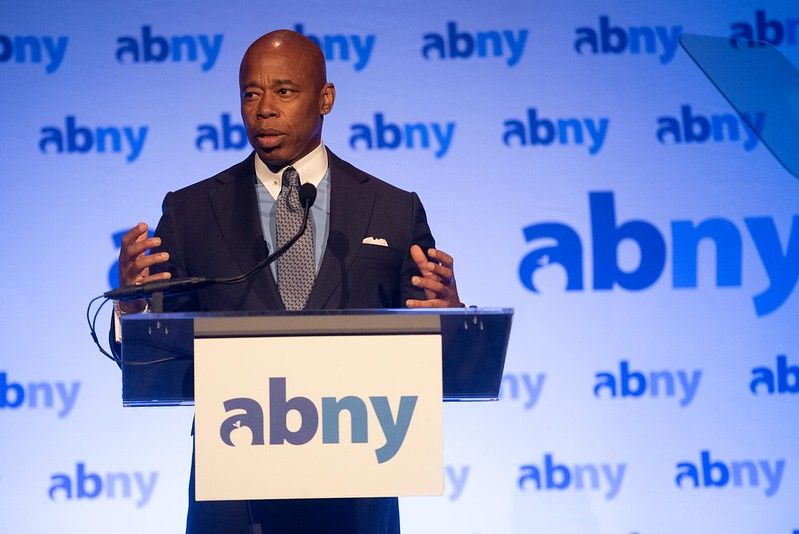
121,307,513,405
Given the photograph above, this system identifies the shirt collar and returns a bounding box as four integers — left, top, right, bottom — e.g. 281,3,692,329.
254,142,328,199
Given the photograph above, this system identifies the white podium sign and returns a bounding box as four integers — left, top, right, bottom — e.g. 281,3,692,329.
194,334,443,501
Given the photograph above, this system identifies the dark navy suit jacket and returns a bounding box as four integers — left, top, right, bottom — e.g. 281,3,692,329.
147,150,435,534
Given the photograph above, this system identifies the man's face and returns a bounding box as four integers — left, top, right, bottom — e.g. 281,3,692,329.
240,40,334,170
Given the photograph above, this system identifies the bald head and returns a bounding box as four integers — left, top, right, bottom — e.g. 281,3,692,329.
238,29,336,170
240,30,327,91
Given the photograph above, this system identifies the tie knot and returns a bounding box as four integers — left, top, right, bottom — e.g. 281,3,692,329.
282,166,299,189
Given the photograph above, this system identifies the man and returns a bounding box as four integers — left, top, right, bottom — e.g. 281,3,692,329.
116,30,460,533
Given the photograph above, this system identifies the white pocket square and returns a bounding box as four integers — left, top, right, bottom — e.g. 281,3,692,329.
362,236,388,247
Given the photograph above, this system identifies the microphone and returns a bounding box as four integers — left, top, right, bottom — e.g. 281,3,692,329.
104,183,318,301
299,182,317,210
103,276,211,301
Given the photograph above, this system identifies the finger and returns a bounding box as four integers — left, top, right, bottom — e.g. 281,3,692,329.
411,246,453,282
120,265,146,287
120,240,149,267
123,237,162,261
120,256,146,284
405,298,444,308
409,244,428,268
428,248,453,267
134,251,170,272
424,261,453,281
417,267,442,283
413,262,449,288
139,271,172,284
121,222,148,248
412,275,448,295
122,251,168,281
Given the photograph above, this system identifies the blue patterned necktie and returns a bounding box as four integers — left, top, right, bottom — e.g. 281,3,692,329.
276,166,315,310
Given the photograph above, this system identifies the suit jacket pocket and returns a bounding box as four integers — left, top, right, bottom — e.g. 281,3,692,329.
356,244,401,266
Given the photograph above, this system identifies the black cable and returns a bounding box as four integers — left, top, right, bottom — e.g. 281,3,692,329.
207,200,311,286
87,295,187,366
87,295,118,363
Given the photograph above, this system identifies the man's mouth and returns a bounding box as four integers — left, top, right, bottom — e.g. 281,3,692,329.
255,129,286,149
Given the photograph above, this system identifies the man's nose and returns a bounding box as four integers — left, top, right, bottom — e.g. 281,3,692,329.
256,93,278,118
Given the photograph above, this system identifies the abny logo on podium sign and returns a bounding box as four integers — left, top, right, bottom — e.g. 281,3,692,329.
193,334,442,502
219,376,417,464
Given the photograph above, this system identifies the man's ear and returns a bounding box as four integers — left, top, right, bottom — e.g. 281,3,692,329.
319,82,336,116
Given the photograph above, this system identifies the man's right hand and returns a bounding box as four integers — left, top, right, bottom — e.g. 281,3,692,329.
117,222,171,313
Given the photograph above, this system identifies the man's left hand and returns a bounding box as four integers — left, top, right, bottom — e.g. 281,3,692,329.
406,245,462,308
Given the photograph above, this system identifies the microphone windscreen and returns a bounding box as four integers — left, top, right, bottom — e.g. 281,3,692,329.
299,183,317,208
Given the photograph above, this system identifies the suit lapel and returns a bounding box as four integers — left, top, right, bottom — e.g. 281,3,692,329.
305,151,375,309
208,154,284,310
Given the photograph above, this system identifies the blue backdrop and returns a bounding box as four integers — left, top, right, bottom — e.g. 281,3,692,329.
1,1,797,532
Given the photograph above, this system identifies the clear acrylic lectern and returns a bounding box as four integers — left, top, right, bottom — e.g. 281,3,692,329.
680,33,799,178
119,307,513,406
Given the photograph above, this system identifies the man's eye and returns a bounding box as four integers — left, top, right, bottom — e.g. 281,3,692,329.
277,88,292,96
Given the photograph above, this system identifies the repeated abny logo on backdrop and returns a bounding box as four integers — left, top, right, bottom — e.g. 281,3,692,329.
294,23,375,71
574,15,682,64
39,116,148,162
49,462,158,508
0,34,68,73
518,453,626,500
196,113,249,152
499,372,546,410
594,360,702,407
503,108,610,155
730,10,799,47
445,465,470,501
751,355,799,395
349,113,456,159
519,192,799,316
115,25,223,71
421,21,528,66
657,105,764,152
675,450,785,497
0,371,79,418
